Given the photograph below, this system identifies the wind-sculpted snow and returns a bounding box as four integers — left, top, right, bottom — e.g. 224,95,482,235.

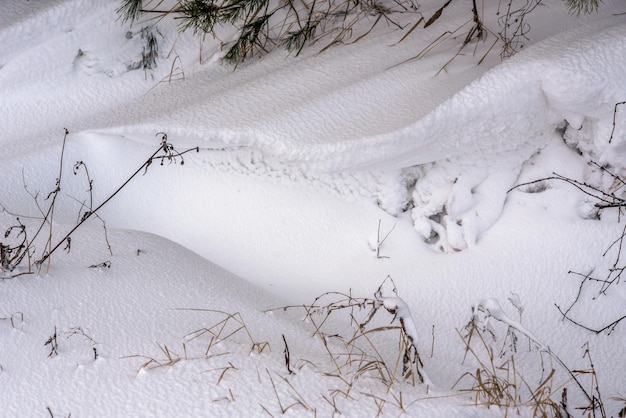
0,0,624,254
3,2,626,415
109,14,626,250
285,19,626,172
243,17,626,251
397,20,626,250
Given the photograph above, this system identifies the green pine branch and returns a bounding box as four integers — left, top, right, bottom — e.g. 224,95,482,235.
176,0,222,35
116,0,603,67
563,0,601,14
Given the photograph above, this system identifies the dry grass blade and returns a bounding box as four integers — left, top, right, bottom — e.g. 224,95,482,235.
360,391,387,417
423,0,451,28
265,368,314,414
178,309,270,354
393,15,424,45
203,361,239,384
123,309,267,375
124,342,182,372
212,387,235,403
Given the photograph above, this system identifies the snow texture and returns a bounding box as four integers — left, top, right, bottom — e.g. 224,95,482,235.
1,0,626,416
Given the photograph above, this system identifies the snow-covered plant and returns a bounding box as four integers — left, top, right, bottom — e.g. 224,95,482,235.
134,26,161,74
43,326,99,361
0,221,30,275
512,161,626,335
457,297,562,415
0,131,199,278
470,297,546,352
124,25,162,74
268,276,430,387
1,129,74,277
376,280,432,385
459,297,610,417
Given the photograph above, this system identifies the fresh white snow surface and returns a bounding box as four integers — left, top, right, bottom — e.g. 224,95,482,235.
1,0,626,416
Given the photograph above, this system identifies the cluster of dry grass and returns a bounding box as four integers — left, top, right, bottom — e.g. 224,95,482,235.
123,277,622,417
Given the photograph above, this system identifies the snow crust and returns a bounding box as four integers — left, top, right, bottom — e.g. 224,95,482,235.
1,0,626,416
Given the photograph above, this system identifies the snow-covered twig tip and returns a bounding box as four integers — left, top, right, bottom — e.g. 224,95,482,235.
472,298,546,351
380,296,419,347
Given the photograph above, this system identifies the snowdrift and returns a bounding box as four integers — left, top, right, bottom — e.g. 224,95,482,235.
1,0,626,416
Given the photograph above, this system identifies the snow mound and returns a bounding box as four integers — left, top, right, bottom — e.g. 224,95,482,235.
2,0,624,251
2,2,626,415
103,14,626,252
392,20,626,250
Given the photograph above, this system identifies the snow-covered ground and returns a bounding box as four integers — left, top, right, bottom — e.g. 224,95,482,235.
1,0,626,416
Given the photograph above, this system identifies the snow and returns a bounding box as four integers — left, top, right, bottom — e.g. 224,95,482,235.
1,0,626,416
471,298,546,351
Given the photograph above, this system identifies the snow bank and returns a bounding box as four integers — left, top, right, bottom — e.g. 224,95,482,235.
2,1,626,415
2,0,625,252
399,19,626,250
